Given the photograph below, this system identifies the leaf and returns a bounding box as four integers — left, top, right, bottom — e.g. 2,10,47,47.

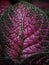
21,52,49,65
0,0,11,14
0,1,49,64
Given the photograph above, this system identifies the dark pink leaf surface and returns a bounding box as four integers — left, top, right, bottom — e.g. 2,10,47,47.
0,0,11,14
0,1,49,63
21,53,49,65
33,1,49,9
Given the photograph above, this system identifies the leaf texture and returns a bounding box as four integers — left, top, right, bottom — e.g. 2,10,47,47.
21,52,49,65
0,1,49,63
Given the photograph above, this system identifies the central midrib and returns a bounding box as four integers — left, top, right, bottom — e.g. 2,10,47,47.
17,10,25,62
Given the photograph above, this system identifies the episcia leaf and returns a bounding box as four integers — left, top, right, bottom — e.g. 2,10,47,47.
0,0,11,14
0,1,49,64
21,52,49,65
